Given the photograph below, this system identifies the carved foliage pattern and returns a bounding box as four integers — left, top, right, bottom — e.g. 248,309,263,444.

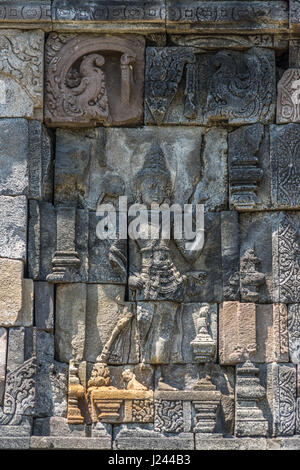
132,399,154,423
154,399,184,433
0,32,43,106
275,366,296,436
271,127,300,207
276,217,300,303
0,357,36,425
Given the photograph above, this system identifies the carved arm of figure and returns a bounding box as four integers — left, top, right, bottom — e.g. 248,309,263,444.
128,265,144,292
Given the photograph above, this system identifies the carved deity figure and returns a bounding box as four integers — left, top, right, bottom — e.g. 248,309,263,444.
129,145,203,302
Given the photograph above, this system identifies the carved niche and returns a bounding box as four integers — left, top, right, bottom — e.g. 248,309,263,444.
45,33,145,127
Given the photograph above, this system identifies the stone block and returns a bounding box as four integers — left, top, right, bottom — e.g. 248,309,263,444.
170,34,287,52
166,1,288,34
290,0,300,31
30,436,112,449
33,417,87,437
28,121,53,202
52,0,165,33
228,124,270,211
0,437,30,449
113,424,194,450
84,284,137,364
0,30,44,119
0,195,27,261
0,328,7,404
195,436,267,450
219,302,289,365
272,212,300,303
265,363,297,437
270,124,300,209
55,284,87,363
45,33,145,127
145,47,275,125
221,211,240,301
287,305,300,364
0,2,51,30
0,416,33,437
0,260,33,327
34,282,54,332
28,201,88,282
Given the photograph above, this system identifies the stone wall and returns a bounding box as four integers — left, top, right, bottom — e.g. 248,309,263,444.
0,0,300,451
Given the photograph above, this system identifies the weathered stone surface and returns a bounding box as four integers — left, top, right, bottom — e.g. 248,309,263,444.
240,212,278,303
30,436,112,449
0,119,28,196
34,282,54,332
55,284,87,363
33,416,86,437
54,128,106,209
290,0,300,31
170,34,287,51
45,33,145,127
113,424,194,450
219,302,256,365
277,70,300,124
88,212,127,284
0,2,51,30
270,125,300,209
0,30,44,119
166,1,288,34
0,437,30,449
221,211,240,301
195,436,267,450
28,121,53,202
266,363,297,437
52,0,165,34
0,259,33,327
0,196,27,261
145,47,275,125
0,328,7,404
287,305,300,364
28,201,88,282
228,124,270,211
84,285,136,364
220,302,289,365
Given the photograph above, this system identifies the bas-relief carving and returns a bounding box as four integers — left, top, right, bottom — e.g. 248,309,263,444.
287,305,300,364
270,124,300,209
45,33,145,127
228,124,265,211
166,1,288,33
273,214,300,304
277,69,300,124
0,30,44,120
145,47,275,126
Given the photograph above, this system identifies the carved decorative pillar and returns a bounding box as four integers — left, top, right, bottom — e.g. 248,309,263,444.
47,207,80,283
235,359,268,437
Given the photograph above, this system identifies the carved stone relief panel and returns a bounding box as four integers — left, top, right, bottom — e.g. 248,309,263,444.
145,47,275,126
166,1,288,34
270,124,300,210
45,33,145,127
0,30,44,120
